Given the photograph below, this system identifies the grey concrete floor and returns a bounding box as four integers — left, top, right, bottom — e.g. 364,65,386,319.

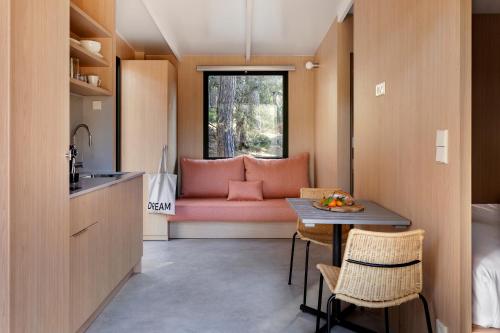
86,239,384,333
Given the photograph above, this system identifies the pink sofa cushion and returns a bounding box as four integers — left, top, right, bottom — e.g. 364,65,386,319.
169,198,297,222
181,156,245,198
244,153,310,199
227,180,263,201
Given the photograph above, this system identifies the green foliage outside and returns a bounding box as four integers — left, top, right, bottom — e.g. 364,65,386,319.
207,74,285,158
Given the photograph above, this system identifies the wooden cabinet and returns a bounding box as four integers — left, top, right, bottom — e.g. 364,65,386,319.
70,220,105,332
121,60,177,240
70,177,142,332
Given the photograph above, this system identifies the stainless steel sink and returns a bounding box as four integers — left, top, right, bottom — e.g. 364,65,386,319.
80,172,126,179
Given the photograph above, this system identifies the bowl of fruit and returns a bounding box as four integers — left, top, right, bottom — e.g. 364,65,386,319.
313,190,364,213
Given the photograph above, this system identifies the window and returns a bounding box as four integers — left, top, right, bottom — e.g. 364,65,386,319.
203,71,288,159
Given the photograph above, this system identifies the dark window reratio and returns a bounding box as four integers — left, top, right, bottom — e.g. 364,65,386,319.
203,71,288,159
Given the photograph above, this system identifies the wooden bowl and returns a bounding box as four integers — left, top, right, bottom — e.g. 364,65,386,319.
313,201,364,213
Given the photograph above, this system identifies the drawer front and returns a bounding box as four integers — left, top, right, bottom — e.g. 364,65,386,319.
70,187,107,236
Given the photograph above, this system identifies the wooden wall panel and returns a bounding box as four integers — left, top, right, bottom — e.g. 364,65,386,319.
116,34,135,60
472,15,500,204
177,55,316,182
0,0,10,330
145,54,179,67
314,16,353,191
10,0,70,332
354,1,470,332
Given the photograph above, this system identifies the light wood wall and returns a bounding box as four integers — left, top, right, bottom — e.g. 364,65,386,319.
354,1,470,332
178,55,316,182
472,15,500,204
116,34,135,60
314,16,353,191
10,0,70,332
0,0,10,330
145,54,179,67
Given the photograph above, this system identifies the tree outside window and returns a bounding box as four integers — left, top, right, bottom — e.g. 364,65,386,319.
204,72,288,159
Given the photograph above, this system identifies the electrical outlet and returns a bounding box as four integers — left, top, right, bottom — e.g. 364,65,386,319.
375,82,386,96
436,319,448,333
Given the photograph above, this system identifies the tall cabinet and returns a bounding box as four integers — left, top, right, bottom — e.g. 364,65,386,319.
121,60,177,240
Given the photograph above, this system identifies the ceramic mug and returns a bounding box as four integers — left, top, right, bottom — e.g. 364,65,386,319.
87,75,101,87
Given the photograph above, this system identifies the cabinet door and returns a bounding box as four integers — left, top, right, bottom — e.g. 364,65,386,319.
121,60,171,240
70,221,104,332
107,182,132,284
125,177,143,268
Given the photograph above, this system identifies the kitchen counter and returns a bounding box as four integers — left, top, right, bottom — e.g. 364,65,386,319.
69,172,144,198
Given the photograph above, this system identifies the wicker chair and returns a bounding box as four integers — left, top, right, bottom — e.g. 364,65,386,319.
315,229,432,333
288,188,350,307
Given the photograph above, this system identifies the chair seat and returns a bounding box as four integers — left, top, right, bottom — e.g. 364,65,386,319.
316,264,340,293
297,226,333,246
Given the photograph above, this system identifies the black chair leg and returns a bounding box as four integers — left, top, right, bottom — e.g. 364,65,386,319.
419,294,433,333
303,241,311,305
316,275,324,333
288,232,298,285
384,308,389,333
326,294,336,333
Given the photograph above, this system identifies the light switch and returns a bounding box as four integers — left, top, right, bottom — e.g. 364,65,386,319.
436,146,448,164
92,100,102,111
436,129,448,147
375,82,386,97
435,129,448,164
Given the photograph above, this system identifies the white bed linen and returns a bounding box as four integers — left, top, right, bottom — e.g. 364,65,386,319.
472,204,500,329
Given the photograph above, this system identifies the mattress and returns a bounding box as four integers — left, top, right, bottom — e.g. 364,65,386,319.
472,204,500,329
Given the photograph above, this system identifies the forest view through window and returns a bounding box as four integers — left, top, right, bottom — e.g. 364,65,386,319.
204,72,288,159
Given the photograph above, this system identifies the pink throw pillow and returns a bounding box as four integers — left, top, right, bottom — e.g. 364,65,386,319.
227,180,264,201
181,156,245,198
244,153,310,198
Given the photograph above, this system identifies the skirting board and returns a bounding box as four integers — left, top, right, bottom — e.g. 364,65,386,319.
144,235,169,241
168,221,296,239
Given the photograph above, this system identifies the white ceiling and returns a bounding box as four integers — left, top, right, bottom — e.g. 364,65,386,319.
117,0,348,60
116,0,172,54
473,0,500,13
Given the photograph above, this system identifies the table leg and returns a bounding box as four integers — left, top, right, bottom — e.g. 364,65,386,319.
332,224,342,319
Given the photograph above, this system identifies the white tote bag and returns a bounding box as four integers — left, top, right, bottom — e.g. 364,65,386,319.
148,146,177,215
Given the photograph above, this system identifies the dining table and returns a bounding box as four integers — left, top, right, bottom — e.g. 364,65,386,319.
286,198,411,333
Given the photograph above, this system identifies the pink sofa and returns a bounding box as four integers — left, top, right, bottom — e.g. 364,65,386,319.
169,153,310,223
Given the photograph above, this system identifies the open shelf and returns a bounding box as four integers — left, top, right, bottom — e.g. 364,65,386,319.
70,2,112,38
70,40,109,67
70,78,111,96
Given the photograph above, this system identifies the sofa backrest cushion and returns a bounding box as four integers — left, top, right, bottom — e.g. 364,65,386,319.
227,180,264,201
244,153,310,198
181,156,245,198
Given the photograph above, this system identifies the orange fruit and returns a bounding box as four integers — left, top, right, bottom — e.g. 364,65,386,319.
328,200,337,207
336,201,343,207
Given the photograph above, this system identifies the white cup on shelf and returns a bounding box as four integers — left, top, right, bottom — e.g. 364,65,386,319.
87,75,101,87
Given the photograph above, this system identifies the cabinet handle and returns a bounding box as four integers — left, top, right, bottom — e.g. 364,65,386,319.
71,221,99,237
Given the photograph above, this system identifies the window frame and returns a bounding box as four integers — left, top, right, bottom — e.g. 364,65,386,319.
203,70,289,160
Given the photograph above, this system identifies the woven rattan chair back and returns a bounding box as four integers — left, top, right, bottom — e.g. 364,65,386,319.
334,229,424,307
297,188,341,245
